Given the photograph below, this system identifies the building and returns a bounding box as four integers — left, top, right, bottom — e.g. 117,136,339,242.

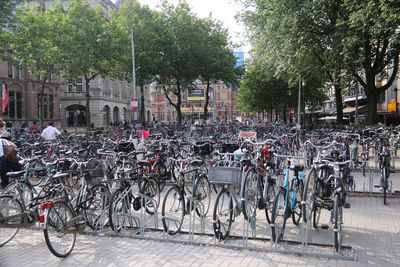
149,80,242,123
0,53,61,128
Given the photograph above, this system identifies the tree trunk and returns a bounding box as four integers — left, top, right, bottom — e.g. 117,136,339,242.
334,84,343,124
203,81,210,123
366,89,378,125
283,104,287,123
85,75,91,129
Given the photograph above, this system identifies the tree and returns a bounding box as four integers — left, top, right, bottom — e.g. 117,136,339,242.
155,1,206,125
10,1,64,128
196,16,237,122
341,0,400,124
0,0,23,49
242,0,400,124
61,0,114,128
110,0,165,127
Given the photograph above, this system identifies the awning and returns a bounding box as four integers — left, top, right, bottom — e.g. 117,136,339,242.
343,105,366,114
317,116,349,121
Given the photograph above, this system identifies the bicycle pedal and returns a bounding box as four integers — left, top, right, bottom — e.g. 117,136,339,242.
343,203,351,209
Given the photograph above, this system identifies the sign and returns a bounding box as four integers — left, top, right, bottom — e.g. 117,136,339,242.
233,51,245,68
130,97,138,111
238,131,257,141
188,88,205,101
388,99,397,112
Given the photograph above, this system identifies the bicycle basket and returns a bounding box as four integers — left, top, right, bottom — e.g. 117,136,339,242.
82,159,105,184
114,142,135,153
193,142,213,156
208,161,241,185
219,143,240,153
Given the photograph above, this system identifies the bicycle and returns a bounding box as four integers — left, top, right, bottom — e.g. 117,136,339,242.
378,137,391,205
270,154,306,243
161,157,211,235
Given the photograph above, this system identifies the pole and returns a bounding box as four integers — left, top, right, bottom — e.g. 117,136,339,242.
355,87,359,126
395,87,398,125
297,76,301,127
131,29,137,121
212,88,216,121
0,81,3,117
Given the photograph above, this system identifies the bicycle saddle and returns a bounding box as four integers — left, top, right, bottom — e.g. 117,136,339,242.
290,165,304,172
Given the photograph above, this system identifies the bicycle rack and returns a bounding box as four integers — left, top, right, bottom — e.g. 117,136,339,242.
139,192,159,238
187,196,206,243
242,214,256,247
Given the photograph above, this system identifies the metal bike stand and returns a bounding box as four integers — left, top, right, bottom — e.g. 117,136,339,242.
242,215,256,248
93,205,110,236
187,196,205,243
139,193,159,238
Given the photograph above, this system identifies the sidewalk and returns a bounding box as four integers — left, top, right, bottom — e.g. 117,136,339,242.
1,171,400,267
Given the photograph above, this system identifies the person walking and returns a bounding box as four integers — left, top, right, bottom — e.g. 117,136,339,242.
0,118,22,189
41,122,61,141
29,121,39,134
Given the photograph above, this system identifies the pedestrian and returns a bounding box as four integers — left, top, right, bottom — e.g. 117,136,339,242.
19,122,28,137
90,122,95,130
0,118,22,189
29,121,39,134
41,122,61,141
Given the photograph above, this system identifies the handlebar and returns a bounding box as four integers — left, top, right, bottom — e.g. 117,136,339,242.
242,139,275,146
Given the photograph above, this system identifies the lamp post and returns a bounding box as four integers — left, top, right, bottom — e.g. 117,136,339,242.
224,104,227,123
297,76,301,127
394,87,399,125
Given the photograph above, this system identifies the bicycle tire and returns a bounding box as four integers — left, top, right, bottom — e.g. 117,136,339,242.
263,176,277,224
212,188,233,241
161,185,184,235
0,195,22,247
302,168,317,223
333,193,342,252
271,188,287,243
193,174,211,217
383,167,388,205
291,179,304,226
241,169,259,221
152,162,168,192
140,176,160,215
44,200,77,258
109,188,137,232
84,184,111,230
28,160,47,186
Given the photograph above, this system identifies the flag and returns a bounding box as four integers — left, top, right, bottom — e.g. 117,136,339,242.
1,82,8,113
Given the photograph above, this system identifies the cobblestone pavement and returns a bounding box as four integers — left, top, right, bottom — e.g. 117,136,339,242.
0,170,400,267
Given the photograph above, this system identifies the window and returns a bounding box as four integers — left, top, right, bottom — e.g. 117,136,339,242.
5,91,22,119
68,84,73,92
76,85,82,92
378,91,385,103
37,94,54,119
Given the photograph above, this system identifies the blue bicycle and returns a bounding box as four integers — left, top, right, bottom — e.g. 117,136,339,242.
270,155,305,243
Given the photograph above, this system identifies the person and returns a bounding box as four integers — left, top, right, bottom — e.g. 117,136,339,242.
41,122,61,141
29,121,39,134
0,118,22,189
18,122,28,137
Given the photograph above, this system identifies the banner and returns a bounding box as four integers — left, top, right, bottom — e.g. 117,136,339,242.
188,88,205,101
1,82,8,113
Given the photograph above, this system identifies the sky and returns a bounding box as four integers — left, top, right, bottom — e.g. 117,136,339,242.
112,0,249,52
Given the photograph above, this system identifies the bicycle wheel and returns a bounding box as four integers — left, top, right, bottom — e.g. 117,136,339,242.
212,188,233,241
333,193,342,252
291,179,304,226
29,160,47,186
152,162,169,192
84,184,111,230
44,200,76,258
0,195,22,247
302,168,317,223
241,169,259,221
161,185,184,235
271,188,287,243
383,167,388,205
193,174,211,217
264,176,277,224
109,189,137,232
140,176,160,215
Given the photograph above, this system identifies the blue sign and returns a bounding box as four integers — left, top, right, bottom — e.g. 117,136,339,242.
233,51,244,68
